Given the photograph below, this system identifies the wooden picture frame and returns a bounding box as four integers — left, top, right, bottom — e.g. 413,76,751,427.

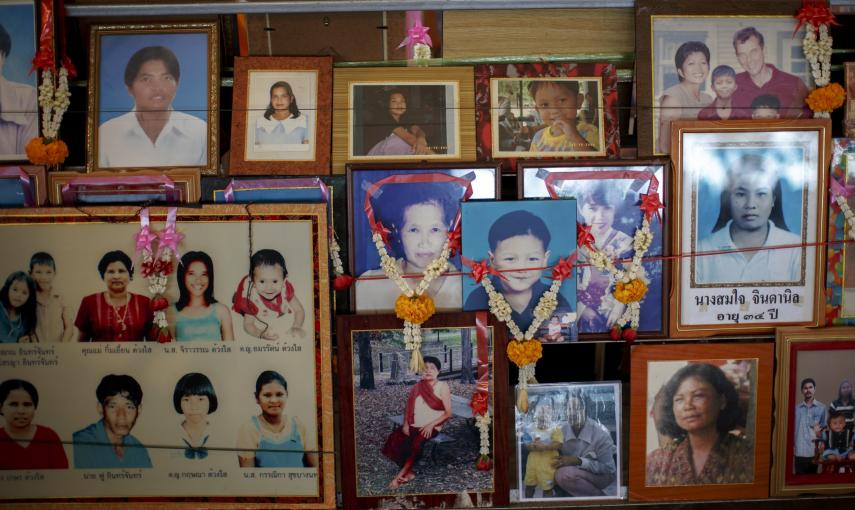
0,0,38,162
86,23,219,174
474,63,620,172
0,204,335,508
635,0,808,157
229,56,332,175
336,311,509,508
772,327,855,496
48,169,201,205
670,119,830,337
845,63,855,139
332,67,475,174
629,342,774,501
0,165,46,206
518,159,669,340
346,163,501,314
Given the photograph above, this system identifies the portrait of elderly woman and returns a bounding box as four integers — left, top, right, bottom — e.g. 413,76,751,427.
73,250,153,342
354,179,467,313
646,361,755,486
93,28,213,170
694,153,802,286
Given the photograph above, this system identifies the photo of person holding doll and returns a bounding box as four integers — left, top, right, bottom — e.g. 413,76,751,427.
0,271,37,343
462,202,577,336
232,249,305,341
169,251,234,342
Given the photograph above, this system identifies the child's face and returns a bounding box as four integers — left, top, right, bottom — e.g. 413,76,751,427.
533,82,579,126
252,264,285,300
388,92,407,117
490,234,550,294
270,86,292,112
180,394,210,421
400,201,448,271
712,75,736,100
29,263,55,291
830,416,846,433
751,107,779,119
580,202,616,238
8,280,30,309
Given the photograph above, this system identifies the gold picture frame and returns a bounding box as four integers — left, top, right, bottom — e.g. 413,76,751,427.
772,327,855,496
47,169,202,205
669,119,830,337
85,23,219,174
331,66,475,174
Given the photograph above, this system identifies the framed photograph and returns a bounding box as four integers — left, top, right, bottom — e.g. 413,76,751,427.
518,160,669,339
461,199,578,342
826,139,855,324
846,63,855,139
86,23,219,174
336,312,509,508
670,119,830,337
230,56,332,175
772,327,855,496
48,169,201,205
0,204,335,507
635,0,810,156
347,163,500,313
0,0,38,162
0,165,46,206
474,63,620,171
332,67,475,173
629,342,774,501
516,382,622,502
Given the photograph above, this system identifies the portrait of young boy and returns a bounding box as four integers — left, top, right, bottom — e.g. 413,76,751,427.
461,200,577,340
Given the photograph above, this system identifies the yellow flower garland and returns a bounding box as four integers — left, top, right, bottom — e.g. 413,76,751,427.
506,339,543,367
614,278,648,304
394,294,436,325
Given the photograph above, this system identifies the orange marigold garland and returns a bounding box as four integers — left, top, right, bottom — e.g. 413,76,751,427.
805,83,845,114
25,137,69,166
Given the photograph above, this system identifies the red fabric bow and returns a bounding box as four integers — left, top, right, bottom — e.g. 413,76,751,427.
447,226,462,257
470,392,489,416
794,0,839,35
550,252,578,281
470,260,491,284
577,223,595,251
373,221,392,248
640,190,664,223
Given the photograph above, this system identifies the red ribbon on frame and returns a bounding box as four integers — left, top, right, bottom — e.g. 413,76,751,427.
544,169,663,223
32,0,76,76
794,0,839,36
461,256,507,284
363,172,474,246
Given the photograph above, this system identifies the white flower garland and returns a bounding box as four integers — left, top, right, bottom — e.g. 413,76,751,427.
330,237,345,277
373,232,451,369
833,193,855,240
476,411,492,458
584,217,654,331
38,67,71,140
803,23,833,118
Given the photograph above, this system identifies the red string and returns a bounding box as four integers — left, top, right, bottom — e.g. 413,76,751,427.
351,238,852,282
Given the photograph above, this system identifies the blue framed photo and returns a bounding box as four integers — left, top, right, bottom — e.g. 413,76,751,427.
0,0,37,161
347,164,500,313
461,199,578,342
519,161,668,338
86,23,219,173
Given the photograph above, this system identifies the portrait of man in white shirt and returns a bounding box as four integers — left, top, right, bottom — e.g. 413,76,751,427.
97,45,208,169
0,10,37,161
694,153,803,286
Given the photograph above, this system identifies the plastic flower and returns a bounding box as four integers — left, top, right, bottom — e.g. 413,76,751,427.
470,391,489,416
614,278,648,304
806,82,845,113
394,294,436,325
